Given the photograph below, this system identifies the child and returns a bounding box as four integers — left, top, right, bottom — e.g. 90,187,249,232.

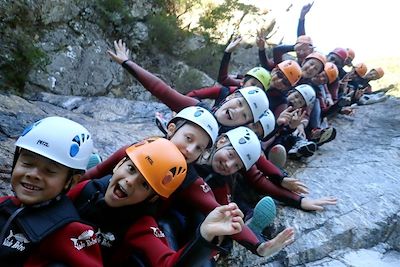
81,123,296,259
0,116,102,266
108,40,269,133
69,137,246,266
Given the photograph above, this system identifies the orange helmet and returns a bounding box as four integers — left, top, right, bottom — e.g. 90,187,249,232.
330,48,348,61
277,60,302,86
295,35,313,46
373,67,384,79
354,63,367,77
324,62,339,84
346,48,355,60
125,138,187,198
305,52,327,65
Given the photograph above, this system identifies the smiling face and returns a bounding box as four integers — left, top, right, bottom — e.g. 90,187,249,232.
311,72,328,85
210,137,244,176
327,53,344,68
270,69,291,91
105,158,156,207
302,58,324,79
214,95,253,127
294,43,313,61
167,122,210,164
11,149,71,205
287,90,306,109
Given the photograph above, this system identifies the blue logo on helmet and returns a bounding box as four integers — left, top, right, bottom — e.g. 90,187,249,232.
70,133,91,157
194,109,204,117
21,121,42,136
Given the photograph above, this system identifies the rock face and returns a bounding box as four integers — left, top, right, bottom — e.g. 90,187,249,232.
223,96,400,266
0,91,399,266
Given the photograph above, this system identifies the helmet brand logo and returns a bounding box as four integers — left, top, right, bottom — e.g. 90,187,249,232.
37,140,49,147
194,109,204,117
145,156,153,165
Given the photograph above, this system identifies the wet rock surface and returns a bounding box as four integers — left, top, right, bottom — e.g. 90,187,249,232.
0,92,399,266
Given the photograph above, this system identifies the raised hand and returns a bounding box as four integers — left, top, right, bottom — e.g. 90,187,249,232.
200,203,244,241
225,36,243,53
107,39,130,64
300,2,314,19
256,227,295,257
256,29,266,50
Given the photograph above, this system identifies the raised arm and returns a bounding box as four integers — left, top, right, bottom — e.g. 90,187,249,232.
108,40,198,112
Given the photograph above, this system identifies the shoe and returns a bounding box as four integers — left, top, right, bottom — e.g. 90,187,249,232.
268,144,287,169
288,139,317,159
86,153,102,170
247,197,276,235
155,112,168,135
311,127,336,146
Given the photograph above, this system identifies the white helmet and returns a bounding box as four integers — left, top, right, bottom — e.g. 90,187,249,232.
15,116,93,170
259,110,276,138
238,86,269,123
225,126,261,170
170,106,219,147
294,84,316,107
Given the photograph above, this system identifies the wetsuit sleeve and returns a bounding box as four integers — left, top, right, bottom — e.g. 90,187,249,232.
245,168,302,209
186,85,225,100
253,155,284,185
217,52,242,87
122,60,199,112
80,144,130,182
67,180,90,200
328,80,339,102
297,18,306,36
176,177,262,255
258,49,275,71
123,215,218,267
272,45,295,65
25,223,102,267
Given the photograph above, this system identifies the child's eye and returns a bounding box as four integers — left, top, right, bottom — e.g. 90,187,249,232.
186,136,192,141
238,100,243,107
127,164,136,174
142,181,150,190
21,161,32,167
46,169,57,174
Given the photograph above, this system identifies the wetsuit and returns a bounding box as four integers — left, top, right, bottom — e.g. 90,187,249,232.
0,195,101,267
68,176,218,267
80,145,265,256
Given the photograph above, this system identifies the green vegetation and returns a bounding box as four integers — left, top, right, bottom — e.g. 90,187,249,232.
147,0,259,77
147,14,188,54
174,69,204,94
94,0,135,29
0,1,48,93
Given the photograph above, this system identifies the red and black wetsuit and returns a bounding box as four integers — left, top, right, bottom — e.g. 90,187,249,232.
69,176,218,267
80,145,265,256
0,196,102,267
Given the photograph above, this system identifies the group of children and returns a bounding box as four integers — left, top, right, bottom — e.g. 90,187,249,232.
0,3,388,266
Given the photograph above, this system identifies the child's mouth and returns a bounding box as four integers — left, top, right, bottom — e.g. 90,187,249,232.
114,183,128,198
226,109,232,120
21,182,41,191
